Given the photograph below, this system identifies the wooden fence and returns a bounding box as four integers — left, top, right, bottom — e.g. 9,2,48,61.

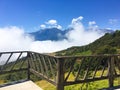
0,51,120,90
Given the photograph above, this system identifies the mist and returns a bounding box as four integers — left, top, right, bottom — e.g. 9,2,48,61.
29,16,103,53
0,17,103,53
0,26,34,51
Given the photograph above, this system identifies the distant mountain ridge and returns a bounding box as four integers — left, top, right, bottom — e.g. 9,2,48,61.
30,28,66,41
30,28,114,41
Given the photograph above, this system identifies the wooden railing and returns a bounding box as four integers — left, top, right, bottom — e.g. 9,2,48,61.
55,55,120,90
0,51,120,90
0,51,27,73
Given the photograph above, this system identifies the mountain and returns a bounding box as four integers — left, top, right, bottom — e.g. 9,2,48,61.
30,28,114,41
55,30,120,56
30,28,66,41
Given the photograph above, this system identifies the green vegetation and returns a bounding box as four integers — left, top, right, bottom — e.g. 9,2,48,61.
35,75,120,90
0,57,27,81
0,71,27,84
35,69,120,90
0,61,27,84
46,30,120,90
55,30,120,56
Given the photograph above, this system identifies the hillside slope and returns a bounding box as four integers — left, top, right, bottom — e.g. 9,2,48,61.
55,30,120,56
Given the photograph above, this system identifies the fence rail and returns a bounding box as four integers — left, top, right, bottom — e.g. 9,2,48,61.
0,51,120,90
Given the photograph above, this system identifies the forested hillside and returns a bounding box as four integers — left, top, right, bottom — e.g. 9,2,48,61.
55,30,120,56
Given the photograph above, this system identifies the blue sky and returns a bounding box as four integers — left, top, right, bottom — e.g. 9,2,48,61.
0,0,120,32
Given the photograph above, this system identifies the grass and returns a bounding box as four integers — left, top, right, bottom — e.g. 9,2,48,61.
75,50,92,56
0,80,5,84
35,80,55,90
35,78,120,90
35,71,120,90
0,70,120,90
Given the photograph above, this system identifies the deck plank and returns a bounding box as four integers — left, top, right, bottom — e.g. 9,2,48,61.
0,80,43,90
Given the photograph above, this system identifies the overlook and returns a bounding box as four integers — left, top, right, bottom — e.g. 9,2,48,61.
0,51,120,90
0,0,120,89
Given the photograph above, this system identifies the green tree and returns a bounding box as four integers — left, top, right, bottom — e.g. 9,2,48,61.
95,45,117,54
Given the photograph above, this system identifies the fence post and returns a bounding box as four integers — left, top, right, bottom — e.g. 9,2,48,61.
108,56,114,88
27,52,30,80
56,58,64,90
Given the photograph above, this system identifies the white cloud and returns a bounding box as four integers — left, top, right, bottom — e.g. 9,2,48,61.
106,28,112,30
39,19,62,29
88,21,99,30
46,19,57,25
0,26,34,51
72,16,83,24
47,24,62,29
35,23,95,52
56,25,62,29
30,40,69,53
0,26,65,53
0,16,103,53
40,24,46,29
66,18,102,46
89,21,96,26
30,16,103,53
53,25,62,29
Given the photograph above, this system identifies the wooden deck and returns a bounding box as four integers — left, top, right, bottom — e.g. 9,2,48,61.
0,80,43,90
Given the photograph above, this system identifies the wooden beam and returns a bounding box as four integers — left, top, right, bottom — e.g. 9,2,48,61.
56,58,64,90
65,76,108,86
30,68,56,86
108,56,114,87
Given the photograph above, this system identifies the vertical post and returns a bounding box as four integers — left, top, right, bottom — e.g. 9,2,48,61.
108,56,114,88
27,52,30,80
56,58,64,90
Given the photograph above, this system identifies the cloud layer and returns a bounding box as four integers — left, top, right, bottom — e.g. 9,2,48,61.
0,16,103,53
0,26,34,51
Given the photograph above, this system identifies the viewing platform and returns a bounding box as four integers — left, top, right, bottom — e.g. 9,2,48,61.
0,51,120,90
0,80,42,90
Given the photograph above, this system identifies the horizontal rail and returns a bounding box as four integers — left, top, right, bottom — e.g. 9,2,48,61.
55,54,120,59
65,74,120,86
0,51,28,54
30,69,57,86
